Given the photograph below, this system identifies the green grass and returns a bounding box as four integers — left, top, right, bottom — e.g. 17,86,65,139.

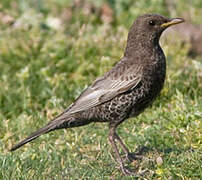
0,0,202,179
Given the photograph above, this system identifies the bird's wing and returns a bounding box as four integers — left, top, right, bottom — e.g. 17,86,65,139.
65,64,143,115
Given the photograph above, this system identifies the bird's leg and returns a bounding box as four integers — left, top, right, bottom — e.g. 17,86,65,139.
109,125,136,176
114,132,129,154
114,132,137,162
109,126,123,164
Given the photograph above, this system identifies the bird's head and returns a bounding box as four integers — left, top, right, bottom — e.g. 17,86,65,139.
125,14,184,56
140,14,184,35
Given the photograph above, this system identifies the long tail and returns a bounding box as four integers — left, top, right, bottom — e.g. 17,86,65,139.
10,122,55,151
10,113,91,151
10,111,71,151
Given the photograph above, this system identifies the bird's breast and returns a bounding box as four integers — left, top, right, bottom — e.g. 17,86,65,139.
130,52,166,117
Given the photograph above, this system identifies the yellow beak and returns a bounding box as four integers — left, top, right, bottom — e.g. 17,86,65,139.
161,18,185,28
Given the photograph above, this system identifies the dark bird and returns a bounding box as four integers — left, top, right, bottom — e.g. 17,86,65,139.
10,14,184,175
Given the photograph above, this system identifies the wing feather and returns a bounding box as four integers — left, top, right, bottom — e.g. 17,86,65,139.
65,64,143,114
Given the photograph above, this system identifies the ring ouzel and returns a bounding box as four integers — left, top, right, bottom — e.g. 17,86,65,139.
10,14,184,175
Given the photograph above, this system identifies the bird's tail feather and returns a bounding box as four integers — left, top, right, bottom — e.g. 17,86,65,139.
10,113,90,151
10,122,55,151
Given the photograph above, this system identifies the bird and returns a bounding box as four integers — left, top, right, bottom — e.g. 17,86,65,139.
10,14,184,175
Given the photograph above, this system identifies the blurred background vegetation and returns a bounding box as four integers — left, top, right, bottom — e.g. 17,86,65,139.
0,0,201,179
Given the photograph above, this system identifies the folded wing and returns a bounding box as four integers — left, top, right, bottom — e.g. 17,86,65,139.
65,64,143,115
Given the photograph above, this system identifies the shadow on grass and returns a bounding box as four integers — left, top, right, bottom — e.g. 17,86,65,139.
128,145,195,159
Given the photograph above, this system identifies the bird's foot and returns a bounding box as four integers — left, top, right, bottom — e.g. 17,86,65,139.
120,165,137,176
120,165,148,176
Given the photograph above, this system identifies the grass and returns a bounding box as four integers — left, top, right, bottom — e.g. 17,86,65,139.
0,0,202,179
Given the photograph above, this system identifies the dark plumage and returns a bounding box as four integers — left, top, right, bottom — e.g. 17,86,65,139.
10,14,184,175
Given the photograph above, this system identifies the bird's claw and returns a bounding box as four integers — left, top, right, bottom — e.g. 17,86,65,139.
120,165,148,176
120,165,137,176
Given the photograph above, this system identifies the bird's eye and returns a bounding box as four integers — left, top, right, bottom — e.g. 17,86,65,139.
149,20,155,26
